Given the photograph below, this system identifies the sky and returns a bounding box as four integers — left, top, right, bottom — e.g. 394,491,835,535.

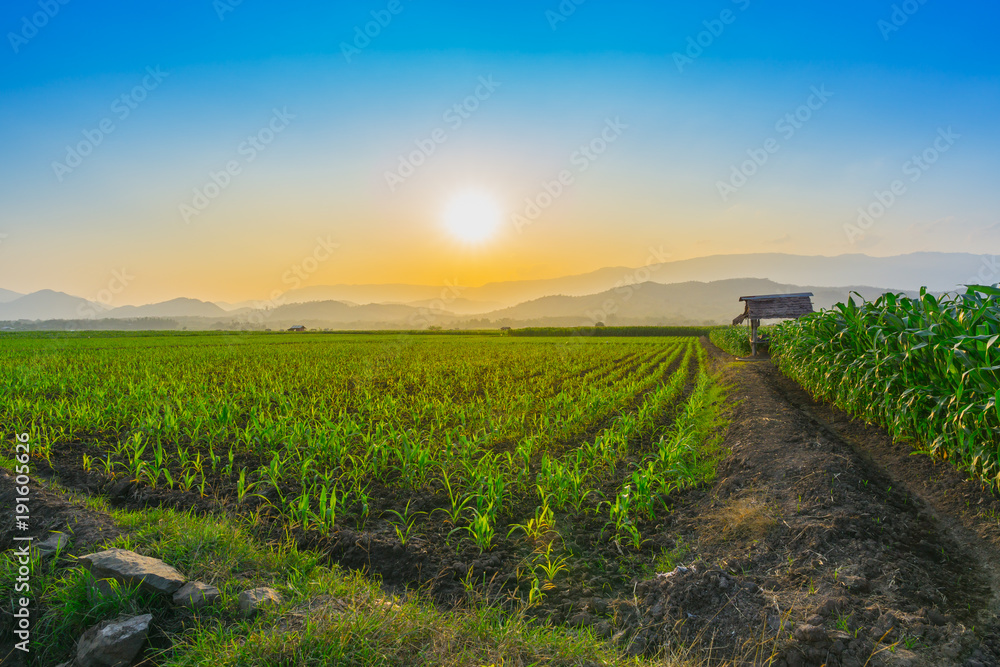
0,0,998,305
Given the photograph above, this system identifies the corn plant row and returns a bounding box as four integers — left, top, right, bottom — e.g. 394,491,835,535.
438,341,706,552
770,287,1000,489
606,358,726,547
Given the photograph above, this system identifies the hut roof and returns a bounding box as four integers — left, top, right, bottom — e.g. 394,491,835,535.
732,293,814,325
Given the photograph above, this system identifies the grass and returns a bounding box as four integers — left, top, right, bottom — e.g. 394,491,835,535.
0,488,694,667
651,539,690,574
0,496,306,664
166,582,638,666
0,546,165,662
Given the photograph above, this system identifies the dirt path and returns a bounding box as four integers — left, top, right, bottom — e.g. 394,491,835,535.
629,347,1000,666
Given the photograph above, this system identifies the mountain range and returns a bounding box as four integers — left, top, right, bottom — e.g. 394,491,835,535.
271,251,992,310
0,252,993,330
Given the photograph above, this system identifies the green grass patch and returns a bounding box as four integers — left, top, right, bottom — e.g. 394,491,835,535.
1,501,686,666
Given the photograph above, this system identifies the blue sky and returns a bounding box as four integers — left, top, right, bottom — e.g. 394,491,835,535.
1,0,997,303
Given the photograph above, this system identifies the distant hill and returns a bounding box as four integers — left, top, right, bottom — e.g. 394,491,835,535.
106,298,228,319
259,300,431,329
2,279,924,331
0,293,229,321
403,297,502,315
0,290,96,321
637,252,985,294
486,279,922,326
0,288,22,304
280,284,455,306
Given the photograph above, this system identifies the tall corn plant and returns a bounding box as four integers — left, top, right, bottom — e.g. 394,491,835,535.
770,286,1000,488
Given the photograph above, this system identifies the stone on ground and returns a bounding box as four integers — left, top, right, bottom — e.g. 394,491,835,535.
172,581,221,609
78,548,186,595
75,613,152,667
34,532,71,557
238,586,282,614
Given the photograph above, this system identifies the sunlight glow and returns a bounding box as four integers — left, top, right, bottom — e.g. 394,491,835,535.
443,191,501,244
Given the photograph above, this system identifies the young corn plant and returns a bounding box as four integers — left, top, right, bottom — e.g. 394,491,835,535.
533,544,570,586
179,468,198,493
629,465,664,521
176,443,191,469
100,455,115,478
125,433,146,482
433,471,474,529
606,485,642,549
143,442,168,489
224,447,236,476
349,482,371,527
536,457,573,510
310,483,339,532
285,486,313,528
507,497,557,550
478,473,506,520
386,500,426,548
236,469,260,504
452,508,495,552
208,444,221,474
396,435,435,489
262,452,287,504
527,577,546,605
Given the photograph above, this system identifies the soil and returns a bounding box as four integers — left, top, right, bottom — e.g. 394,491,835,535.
0,470,123,667
6,337,1000,666
629,341,1000,666
0,469,120,554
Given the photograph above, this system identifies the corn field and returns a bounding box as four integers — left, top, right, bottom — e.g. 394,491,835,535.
0,332,726,594
770,287,1000,489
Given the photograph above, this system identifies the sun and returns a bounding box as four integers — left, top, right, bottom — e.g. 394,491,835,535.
443,191,501,244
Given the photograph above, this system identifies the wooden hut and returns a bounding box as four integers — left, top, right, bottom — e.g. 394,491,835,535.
732,293,814,356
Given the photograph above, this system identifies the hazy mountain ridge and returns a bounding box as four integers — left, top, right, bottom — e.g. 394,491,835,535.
0,281,922,331
0,293,226,322
265,251,992,311
0,289,99,321
0,252,990,328
103,298,228,319
483,280,922,326
0,288,22,304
